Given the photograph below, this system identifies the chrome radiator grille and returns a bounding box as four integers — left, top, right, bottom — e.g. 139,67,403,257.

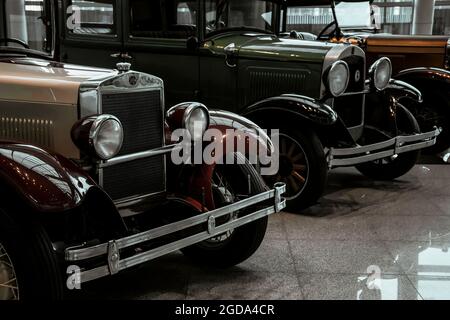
102,157,165,201
101,90,163,155
100,89,165,201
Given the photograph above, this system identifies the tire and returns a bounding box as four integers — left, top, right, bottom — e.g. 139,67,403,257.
264,127,328,211
405,87,450,155
181,153,268,268
356,104,420,180
0,208,64,300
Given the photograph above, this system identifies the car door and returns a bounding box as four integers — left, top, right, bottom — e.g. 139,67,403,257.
59,0,123,68
122,0,200,107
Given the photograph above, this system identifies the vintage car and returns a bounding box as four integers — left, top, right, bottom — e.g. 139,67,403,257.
57,0,439,210
0,0,286,300
282,0,450,154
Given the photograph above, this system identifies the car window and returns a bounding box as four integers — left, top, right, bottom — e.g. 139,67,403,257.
204,0,276,36
129,0,197,39
66,0,115,35
285,6,333,35
2,0,51,53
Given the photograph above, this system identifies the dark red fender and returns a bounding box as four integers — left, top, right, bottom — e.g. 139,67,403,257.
166,110,272,210
0,141,97,212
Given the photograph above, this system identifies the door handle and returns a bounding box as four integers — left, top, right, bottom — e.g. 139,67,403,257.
111,52,133,60
224,43,238,68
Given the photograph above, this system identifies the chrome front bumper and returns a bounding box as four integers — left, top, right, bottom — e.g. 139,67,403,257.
65,183,286,284
327,128,440,168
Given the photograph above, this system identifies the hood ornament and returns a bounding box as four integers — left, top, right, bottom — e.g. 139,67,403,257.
116,62,131,73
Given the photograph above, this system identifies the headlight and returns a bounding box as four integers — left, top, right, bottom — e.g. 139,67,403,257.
90,115,124,160
327,61,350,97
183,103,210,141
370,57,392,91
71,114,123,160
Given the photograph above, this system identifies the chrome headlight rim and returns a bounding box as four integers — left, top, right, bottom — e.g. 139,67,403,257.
327,60,350,97
89,114,124,160
370,57,392,91
183,103,210,142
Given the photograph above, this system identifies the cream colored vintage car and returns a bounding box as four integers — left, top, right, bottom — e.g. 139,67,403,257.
0,0,285,300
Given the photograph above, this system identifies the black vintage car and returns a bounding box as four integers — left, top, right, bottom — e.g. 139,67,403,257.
282,0,450,155
57,0,439,210
0,0,286,300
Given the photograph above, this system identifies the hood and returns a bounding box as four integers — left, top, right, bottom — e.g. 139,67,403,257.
206,33,335,64
0,57,116,105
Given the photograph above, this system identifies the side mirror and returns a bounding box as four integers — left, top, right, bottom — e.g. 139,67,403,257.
187,36,199,51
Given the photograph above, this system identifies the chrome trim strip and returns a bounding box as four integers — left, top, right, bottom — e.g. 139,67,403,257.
328,129,439,168
331,138,396,156
66,183,286,283
99,144,181,168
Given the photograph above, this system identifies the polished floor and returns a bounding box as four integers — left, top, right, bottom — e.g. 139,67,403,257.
76,163,450,300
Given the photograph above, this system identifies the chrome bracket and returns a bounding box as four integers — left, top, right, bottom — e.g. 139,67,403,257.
207,216,216,234
274,183,286,213
107,240,120,275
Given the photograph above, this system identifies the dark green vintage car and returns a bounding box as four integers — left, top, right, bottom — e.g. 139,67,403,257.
57,0,439,210
282,0,450,155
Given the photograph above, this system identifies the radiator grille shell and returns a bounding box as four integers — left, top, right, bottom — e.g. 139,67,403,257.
99,89,165,201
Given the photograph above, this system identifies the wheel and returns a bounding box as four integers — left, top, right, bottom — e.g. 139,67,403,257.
356,104,420,180
404,86,450,154
0,208,64,300
264,127,328,211
181,153,268,268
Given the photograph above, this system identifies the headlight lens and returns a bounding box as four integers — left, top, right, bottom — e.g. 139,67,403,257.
370,57,392,91
184,104,210,141
90,115,124,160
328,61,350,97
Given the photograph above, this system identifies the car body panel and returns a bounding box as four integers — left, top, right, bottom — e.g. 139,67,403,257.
0,58,117,158
364,35,449,74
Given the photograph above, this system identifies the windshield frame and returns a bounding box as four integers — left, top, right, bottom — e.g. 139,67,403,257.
0,0,55,58
202,0,282,40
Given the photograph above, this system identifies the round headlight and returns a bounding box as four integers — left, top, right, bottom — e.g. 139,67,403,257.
328,61,350,97
184,104,210,141
370,57,392,91
90,115,124,160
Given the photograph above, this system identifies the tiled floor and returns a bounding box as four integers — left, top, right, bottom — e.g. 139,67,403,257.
75,164,450,300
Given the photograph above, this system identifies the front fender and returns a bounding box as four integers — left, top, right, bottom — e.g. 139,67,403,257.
383,79,423,103
209,109,273,158
241,94,338,126
395,67,450,87
0,142,96,213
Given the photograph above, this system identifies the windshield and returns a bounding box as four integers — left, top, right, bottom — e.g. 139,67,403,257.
334,1,373,29
0,0,53,54
204,0,278,37
285,1,414,35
